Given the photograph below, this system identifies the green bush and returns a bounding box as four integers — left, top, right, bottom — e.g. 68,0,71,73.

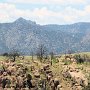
74,54,84,63
52,58,59,63
64,60,72,65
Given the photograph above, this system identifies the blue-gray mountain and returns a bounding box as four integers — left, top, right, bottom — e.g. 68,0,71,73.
0,17,90,54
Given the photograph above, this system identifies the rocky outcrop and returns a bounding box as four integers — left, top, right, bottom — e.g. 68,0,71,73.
62,65,88,90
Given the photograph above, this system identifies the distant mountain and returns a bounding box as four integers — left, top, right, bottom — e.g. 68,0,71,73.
0,17,90,54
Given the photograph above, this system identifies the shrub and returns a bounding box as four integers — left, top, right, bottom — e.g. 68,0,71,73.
74,54,84,64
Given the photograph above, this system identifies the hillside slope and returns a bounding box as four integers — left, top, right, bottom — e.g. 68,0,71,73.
0,17,90,54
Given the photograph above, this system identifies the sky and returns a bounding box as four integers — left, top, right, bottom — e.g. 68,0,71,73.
0,0,90,25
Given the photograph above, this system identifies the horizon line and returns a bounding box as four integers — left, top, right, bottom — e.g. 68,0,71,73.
0,17,90,26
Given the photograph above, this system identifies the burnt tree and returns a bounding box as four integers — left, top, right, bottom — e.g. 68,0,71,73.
9,50,20,62
37,44,47,62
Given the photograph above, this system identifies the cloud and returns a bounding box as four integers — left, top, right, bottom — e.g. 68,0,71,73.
85,5,90,13
0,3,16,22
7,0,86,5
0,3,90,24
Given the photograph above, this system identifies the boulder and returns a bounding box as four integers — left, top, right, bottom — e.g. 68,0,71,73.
34,72,40,78
57,84,62,90
54,78,60,88
75,77,85,86
30,66,35,71
45,70,52,74
43,64,50,71
46,75,52,82
31,80,37,87
62,71,71,79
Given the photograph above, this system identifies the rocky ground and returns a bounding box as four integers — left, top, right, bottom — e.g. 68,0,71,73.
0,55,90,90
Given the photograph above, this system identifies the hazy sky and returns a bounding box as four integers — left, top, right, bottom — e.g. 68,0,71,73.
0,0,90,25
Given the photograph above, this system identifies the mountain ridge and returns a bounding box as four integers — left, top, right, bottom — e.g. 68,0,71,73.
1,17,90,26
0,17,90,54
